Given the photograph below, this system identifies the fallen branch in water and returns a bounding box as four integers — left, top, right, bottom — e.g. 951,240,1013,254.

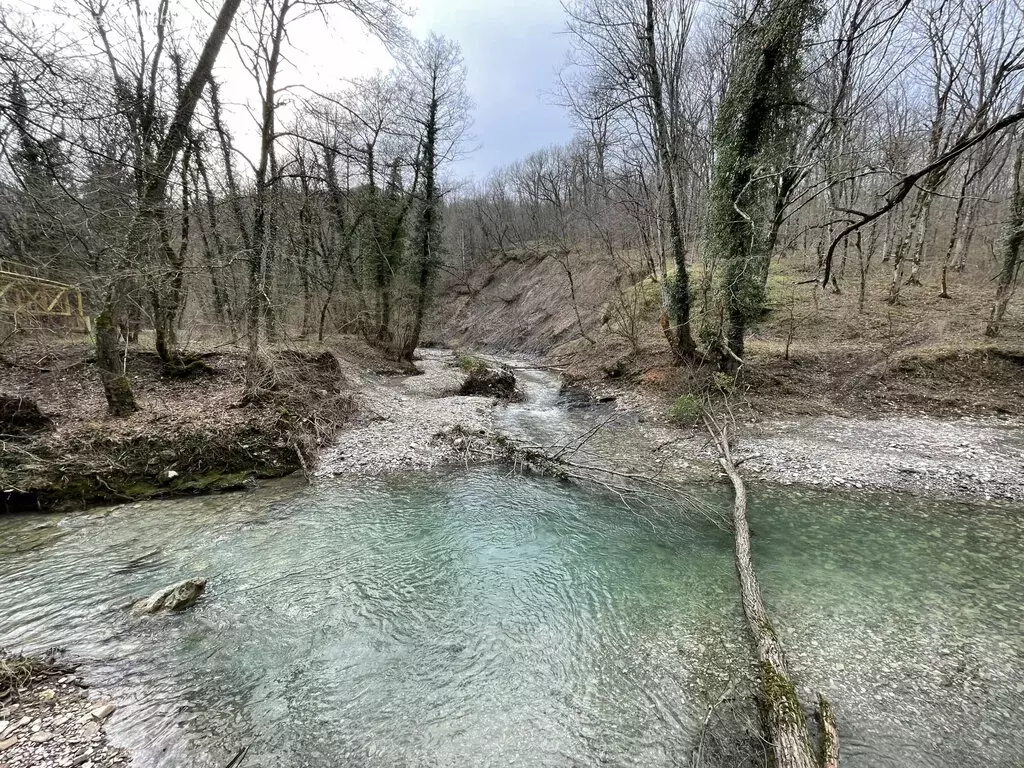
436,424,730,530
223,746,249,768
703,411,839,768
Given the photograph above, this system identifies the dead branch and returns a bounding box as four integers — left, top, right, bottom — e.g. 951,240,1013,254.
438,425,731,529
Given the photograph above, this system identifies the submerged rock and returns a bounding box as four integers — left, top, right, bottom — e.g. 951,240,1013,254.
132,578,207,615
459,366,518,399
557,382,594,408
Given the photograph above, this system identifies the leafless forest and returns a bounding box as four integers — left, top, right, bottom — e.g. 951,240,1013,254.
2,0,1023,406
2,3,1024,767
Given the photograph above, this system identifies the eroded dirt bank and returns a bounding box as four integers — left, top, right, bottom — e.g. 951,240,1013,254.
0,340,351,513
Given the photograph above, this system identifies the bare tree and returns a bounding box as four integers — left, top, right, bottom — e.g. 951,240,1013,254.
563,0,701,359
397,32,471,362
93,0,245,414
985,126,1024,335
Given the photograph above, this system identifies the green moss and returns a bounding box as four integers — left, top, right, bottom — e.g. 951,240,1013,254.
457,354,486,373
818,694,837,762
4,470,263,514
669,394,703,425
168,471,251,494
760,660,807,728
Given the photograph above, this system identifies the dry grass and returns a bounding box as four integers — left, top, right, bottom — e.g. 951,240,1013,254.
0,650,69,701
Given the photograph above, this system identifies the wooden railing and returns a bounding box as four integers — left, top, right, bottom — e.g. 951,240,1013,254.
0,263,91,333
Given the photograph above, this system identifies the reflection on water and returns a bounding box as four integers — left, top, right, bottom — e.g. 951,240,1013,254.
0,469,1023,767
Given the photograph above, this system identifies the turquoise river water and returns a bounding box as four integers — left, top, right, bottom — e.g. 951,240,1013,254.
1,373,1022,767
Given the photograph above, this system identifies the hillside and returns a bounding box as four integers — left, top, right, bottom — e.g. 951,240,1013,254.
433,247,1024,419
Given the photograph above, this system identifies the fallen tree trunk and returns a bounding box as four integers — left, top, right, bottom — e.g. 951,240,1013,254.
705,415,839,768
440,420,836,763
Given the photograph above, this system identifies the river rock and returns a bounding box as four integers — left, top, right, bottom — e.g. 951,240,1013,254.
89,703,116,722
132,578,207,614
557,382,594,408
459,366,517,399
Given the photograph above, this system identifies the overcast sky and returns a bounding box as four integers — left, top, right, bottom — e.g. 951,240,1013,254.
27,0,574,181
410,0,575,179
213,0,575,181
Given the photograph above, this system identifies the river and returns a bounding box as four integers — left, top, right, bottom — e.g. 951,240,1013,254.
1,367,1022,767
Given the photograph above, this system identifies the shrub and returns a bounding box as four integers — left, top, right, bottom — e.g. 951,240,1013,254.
457,354,486,373
713,372,736,394
669,393,702,425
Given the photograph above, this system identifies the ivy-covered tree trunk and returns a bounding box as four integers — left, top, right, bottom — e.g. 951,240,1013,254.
151,209,187,371
402,94,439,364
95,293,138,417
986,136,1024,336
399,33,468,363
703,0,820,372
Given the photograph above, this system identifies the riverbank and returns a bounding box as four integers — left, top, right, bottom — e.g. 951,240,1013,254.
0,337,352,513
0,651,129,767
539,361,1024,503
317,348,496,476
325,346,1024,504
4,330,1020,512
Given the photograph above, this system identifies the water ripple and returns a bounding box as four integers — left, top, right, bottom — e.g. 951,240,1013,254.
0,459,1023,767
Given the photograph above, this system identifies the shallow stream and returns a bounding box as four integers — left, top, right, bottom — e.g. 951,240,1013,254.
1,368,1022,767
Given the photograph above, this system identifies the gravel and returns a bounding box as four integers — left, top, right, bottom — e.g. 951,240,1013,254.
0,669,128,768
317,349,495,476
321,350,1024,503
739,414,1024,502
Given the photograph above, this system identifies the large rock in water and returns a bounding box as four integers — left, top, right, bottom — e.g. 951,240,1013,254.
132,578,207,615
459,365,518,399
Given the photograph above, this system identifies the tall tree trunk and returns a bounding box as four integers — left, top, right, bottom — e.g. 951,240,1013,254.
939,171,971,299
644,0,697,360
194,147,234,331
986,139,1024,337
93,0,244,414
244,0,289,398
705,0,818,372
95,294,138,416
151,150,189,370
857,229,870,313
887,193,926,304
906,193,933,286
402,97,439,363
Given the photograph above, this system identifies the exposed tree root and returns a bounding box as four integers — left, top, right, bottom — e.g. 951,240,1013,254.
0,649,72,702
